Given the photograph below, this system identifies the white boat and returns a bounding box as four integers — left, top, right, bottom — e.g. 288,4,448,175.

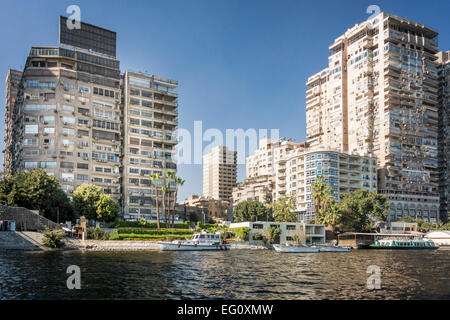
157,231,231,251
317,246,351,252
273,244,320,253
369,239,438,250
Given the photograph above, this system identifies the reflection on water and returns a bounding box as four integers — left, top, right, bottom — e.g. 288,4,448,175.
0,249,449,299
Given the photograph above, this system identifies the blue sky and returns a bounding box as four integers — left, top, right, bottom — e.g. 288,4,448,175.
0,0,449,201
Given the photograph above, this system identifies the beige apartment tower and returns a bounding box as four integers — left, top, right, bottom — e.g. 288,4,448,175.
306,12,440,222
203,146,237,201
4,17,179,221
122,71,178,221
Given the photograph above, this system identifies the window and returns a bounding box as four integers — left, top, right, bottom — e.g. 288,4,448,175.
77,163,89,169
141,120,152,127
130,88,140,96
78,119,89,126
62,128,75,135
78,129,89,137
129,76,150,88
40,161,56,168
25,104,56,111
77,174,88,181
25,162,38,168
25,125,38,134
63,83,74,90
62,105,74,112
43,116,55,123
141,100,152,107
62,116,75,124
79,86,90,93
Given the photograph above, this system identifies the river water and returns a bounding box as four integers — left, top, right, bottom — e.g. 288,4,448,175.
1,249,449,300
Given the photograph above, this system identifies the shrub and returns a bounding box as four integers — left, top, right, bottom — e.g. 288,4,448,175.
87,227,109,240
266,226,281,244
117,228,194,235
115,221,190,229
109,229,120,240
252,231,263,241
233,227,251,241
118,234,192,241
42,229,65,248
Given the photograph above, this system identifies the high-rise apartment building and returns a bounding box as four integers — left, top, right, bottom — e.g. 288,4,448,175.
275,147,378,221
122,71,178,220
203,146,237,201
241,138,377,221
4,17,179,221
306,12,440,222
3,69,22,174
438,51,450,223
7,45,122,199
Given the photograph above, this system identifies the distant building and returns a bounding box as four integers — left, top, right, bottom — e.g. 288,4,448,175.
229,221,326,245
182,195,231,222
3,69,22,174
203,146,237,201
306,12,440,222
382,221,419,234
424,231,450,246
274,146,378,221
437,51,450,223
232,175,274,206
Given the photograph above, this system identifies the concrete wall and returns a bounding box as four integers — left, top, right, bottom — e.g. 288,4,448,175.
0,204,60,231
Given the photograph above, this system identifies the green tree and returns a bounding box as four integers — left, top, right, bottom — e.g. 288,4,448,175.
270,196,297,222
338,189,388,232
312,175,335,217
96,193,119,222
150,173,161,229
73,184,102,220
172,176,185,228
0,169,73,222
165,171,176,228
161,185,169,226
266,226,281,244
233,200,268,222
315,203,341,231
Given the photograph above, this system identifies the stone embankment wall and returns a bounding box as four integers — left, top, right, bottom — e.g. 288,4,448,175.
0,204,60,231
0,231,44,251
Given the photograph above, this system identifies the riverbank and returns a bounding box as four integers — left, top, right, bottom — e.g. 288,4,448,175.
0,231,269,251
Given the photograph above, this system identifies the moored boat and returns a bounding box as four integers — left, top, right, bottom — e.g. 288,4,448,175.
369,239,438,250
157,231,230,251
273,244,320,253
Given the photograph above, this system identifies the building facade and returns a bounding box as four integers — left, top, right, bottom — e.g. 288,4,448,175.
3,69,22,174
6,46,122,199
437,51,450,223
229,221,326,245
274,147,378,221
306,12,440,222
3,17,179,221
182,195,231,222
202,146,237,201
122,71,178,221
232,175,274,206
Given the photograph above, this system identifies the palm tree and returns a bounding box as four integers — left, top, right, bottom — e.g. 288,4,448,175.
150,173,160,229
172,176,185,228
161,184,168,227
312,175,334,215
165,171,176,228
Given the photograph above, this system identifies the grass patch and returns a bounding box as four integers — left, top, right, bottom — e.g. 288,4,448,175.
117,228,195,235
118,234,193,241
